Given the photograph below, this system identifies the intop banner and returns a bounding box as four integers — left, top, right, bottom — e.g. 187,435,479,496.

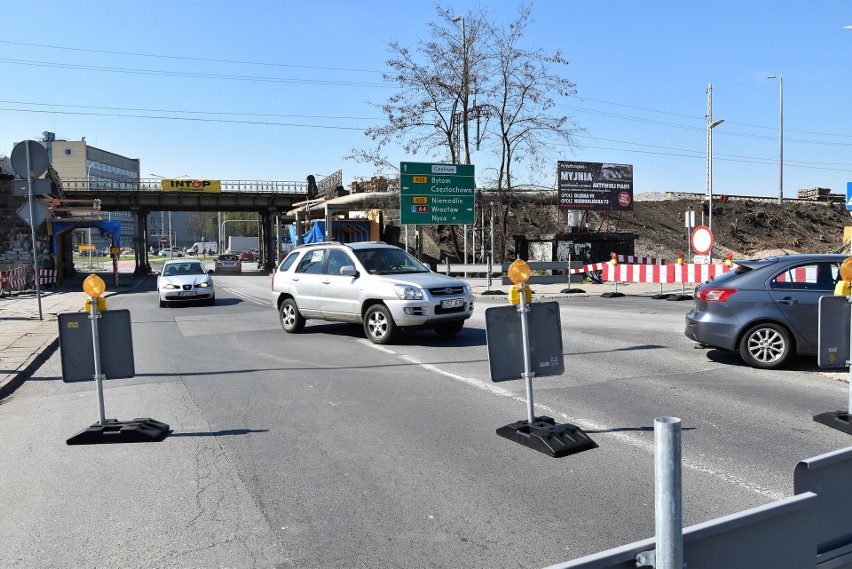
557,161,633,211
160,179,221,193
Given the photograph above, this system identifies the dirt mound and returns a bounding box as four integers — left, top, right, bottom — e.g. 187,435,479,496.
425,193,851,264
621,197,850,262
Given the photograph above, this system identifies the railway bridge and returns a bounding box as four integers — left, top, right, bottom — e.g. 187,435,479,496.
58,178,311,274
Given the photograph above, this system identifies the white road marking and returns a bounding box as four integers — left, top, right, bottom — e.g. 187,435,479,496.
366,341,785,501
216,284,269,306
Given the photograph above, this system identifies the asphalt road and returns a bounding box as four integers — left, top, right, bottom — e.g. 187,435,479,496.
4,270,851,568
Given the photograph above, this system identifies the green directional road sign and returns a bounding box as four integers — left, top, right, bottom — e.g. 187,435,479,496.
400,161,475,225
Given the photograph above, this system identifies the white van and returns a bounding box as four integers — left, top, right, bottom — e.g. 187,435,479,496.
187,241,218,256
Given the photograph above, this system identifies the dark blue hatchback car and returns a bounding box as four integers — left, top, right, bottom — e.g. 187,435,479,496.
685,254,848,369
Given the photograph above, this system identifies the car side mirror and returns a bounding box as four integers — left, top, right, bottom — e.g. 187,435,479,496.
207,269,214,275
340,265,358,277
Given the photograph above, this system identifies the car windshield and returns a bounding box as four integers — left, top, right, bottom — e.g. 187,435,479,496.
164,263,205,276
354,248,429,275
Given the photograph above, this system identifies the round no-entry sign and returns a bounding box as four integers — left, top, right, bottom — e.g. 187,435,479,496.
160,236,168,245
691,225,714,255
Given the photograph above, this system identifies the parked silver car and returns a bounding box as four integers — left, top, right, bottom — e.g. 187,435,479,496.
271,241,474,344
157,259,215,307
685,253,847,369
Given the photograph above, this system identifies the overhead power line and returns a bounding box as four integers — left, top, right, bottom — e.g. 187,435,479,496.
0,39,386,75
0,57,391,88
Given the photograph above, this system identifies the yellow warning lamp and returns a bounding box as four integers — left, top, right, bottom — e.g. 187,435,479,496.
508,258,531,284
835,258,852,296
610,252,618,265
725,252,734,267
507,259,533,305
677,252,684,265
83,274,108,311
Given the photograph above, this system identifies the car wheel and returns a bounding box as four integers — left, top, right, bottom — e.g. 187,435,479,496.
207,296,216,306
738,323,793,369
158,291,166,308
434,321,464,337
364,304,398,344
279,298,305,333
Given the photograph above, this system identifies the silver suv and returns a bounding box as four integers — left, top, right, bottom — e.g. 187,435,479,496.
271,241,474,344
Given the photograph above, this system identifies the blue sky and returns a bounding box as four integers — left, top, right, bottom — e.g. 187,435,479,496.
2,1,850,199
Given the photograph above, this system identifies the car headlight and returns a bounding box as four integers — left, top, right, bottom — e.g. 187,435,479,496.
197,281,211,288
164,283,180,290
394,284,423,300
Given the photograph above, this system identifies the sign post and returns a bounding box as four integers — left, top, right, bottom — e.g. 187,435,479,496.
815,257,852,435
61,274,170,445
485,259,596,458
10,140,50,320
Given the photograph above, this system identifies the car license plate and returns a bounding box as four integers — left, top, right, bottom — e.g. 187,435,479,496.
441,298,464,309
178,291,196,297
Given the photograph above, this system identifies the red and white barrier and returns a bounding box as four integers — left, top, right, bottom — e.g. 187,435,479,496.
615,255,667,265
567,255,666,275
1,266,27,292
603,263,732,284
34,269,57,287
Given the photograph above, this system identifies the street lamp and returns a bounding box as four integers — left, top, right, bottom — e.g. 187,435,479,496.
705,84,724,239
767,75,783,205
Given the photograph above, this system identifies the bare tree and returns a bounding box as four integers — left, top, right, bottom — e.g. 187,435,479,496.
485,5,578,260
356,6,490,260
351,3,578,262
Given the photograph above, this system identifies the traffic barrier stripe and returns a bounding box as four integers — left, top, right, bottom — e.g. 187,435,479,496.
567,255,666,275
34,269,57,287
0,267,56,291
602,263,732,284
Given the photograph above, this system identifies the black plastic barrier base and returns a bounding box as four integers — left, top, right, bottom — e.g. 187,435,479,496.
651,293,675,300
813,411,852,435
600,292,625,298
67,418,171,445
666,294,693,301
497,416,597,458
560,288,586,294
481,290,506,296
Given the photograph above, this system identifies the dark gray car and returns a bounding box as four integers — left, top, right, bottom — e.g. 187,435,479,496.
685,253,847,369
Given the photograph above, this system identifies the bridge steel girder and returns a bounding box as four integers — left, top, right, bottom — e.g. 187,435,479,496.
61,188,307,214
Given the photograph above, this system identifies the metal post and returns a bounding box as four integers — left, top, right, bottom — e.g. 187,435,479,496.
89,297,107,426
654,416,683,569
25,144,43,320
464,225,468,277
706,85,724,262
275,214,281,265
566,252,572,291
490,202,495,265
405,225,409,253
518,282,535,424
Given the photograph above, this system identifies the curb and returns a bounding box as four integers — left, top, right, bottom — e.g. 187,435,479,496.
0,338,60,400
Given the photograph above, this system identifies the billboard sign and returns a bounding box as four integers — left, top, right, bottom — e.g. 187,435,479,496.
557,161,633,211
